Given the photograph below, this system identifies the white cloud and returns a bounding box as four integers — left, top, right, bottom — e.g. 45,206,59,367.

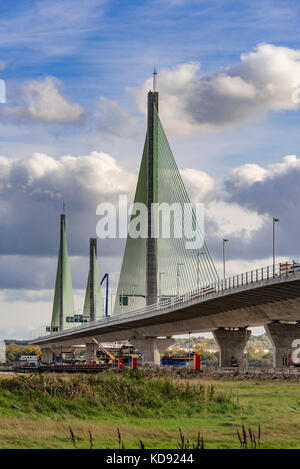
213,256,289,279
226,154,300,198
180,167,266,244
0,150,136,258
206,200,266,241
219,154,300,262
0,150,136,200
1,147,300,293
180,168,215,203
132,44,300,137
6,76,84,124
226,164,267,190
98,97,140,138
2,148,297,262
0,292,49,337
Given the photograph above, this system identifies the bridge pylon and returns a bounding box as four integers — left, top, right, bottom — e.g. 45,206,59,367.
83,238,105,321
113,81,218,316
50,213,75,332
146,90,159,306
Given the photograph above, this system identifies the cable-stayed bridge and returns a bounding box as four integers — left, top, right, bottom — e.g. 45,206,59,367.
31,81,300,368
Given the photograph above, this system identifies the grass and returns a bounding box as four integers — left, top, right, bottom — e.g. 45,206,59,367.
0,370,299,448
0,371,237,419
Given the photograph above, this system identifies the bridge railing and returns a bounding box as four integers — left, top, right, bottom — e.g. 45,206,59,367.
39,260,300,338
109,260,300,320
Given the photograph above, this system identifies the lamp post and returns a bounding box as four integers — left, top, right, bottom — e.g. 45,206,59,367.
223,239,229,281
177,263,184,297
159,271,166,302
100,273,109,317
197,252,205,291
273,217,279,276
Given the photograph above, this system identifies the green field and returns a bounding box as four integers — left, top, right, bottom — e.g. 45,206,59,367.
0,370,299,449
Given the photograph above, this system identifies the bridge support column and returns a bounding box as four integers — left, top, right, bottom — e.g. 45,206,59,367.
41,347,54,363
213,328,251,368
51,346,64,362
85,342,97,362
130,337,174,365
265,322,300,368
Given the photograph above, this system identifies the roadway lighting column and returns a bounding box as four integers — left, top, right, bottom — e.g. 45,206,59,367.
177,263,184,297
273,218,280,277
197,252,204,290
223,239,229,281
158,271,166,302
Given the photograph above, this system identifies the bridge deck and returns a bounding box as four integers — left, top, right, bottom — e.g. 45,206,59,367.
31,269,300,347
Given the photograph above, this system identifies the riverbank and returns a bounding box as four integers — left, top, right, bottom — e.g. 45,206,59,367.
0,369,299,448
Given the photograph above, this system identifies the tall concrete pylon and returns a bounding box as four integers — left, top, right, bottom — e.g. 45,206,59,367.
146,90,159,306
113,85,218,316
83,238,105,321
51,213,75,332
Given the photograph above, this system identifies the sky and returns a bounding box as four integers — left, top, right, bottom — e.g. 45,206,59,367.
1,0,300,338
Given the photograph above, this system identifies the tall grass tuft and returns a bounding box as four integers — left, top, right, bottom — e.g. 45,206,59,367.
139,440,145,449
69,426,76,449
236,424,261,449
117,427,125,449
177,427,204,449
89,429,94,449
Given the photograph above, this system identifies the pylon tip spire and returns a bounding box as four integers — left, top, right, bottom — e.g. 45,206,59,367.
153,67,158,92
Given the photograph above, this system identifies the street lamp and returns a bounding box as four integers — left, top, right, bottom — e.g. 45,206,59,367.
177,263,184,297
159,271,166,301
197,252,205,290
273,217,280,276
223,239,229,281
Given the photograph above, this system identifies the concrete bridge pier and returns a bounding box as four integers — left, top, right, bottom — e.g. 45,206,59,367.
85,341,98,362
130,336,174,365
213,328,251,368
41,347,54,363
265,322,300,368
41,346,77,363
